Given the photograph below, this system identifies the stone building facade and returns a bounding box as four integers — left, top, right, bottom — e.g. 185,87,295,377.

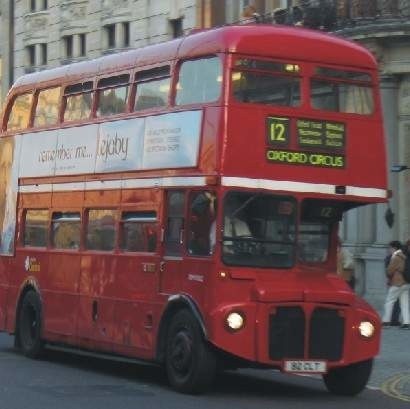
1,0,410,311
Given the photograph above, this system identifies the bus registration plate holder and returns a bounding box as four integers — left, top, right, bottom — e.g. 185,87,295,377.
284,360,327,373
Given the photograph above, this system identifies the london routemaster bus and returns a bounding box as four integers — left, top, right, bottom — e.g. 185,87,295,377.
0,25,386,395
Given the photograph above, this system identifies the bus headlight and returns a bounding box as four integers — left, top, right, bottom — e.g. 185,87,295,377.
358,321,375,338
226,312,245,331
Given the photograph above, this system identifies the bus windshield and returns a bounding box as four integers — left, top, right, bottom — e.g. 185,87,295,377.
222,192,296,268
222,194,344,268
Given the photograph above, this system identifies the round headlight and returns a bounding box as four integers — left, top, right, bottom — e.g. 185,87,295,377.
226,312,245,331
359,321,375,338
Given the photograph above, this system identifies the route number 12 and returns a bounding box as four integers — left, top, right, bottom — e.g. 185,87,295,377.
266,117,290,146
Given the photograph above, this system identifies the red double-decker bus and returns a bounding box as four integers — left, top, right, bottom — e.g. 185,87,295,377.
0,25,386,395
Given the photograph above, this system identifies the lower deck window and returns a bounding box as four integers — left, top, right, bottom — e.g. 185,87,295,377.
86,209,116,251
24,209,48,247
51,212,81,249
120,211,157,252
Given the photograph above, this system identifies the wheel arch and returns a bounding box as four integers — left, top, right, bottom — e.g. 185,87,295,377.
156,294,207,363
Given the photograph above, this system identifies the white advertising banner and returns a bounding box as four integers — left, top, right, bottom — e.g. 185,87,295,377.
18,110,202,178
20,130,58,177
143,111,202,169
96,118,144,173
55,125,99,175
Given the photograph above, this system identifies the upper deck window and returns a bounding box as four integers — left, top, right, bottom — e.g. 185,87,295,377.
311,67,374,115
96,74,130,117
63,81,93,122
7,93,33,131
134,66,170,111
34,87,61,127
176,57,222,105
232,58,301,107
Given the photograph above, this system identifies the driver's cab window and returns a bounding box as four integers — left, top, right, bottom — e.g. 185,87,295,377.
187,191,217,256
222,192,296,268
164,191,185,256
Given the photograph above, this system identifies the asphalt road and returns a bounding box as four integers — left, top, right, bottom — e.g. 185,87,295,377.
0,331,409,409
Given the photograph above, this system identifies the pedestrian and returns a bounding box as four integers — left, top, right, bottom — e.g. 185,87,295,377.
382,240,410,329
242,5,262,23
384,241,401,326
337,238,355,290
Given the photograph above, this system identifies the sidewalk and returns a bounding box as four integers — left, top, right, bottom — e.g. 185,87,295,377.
369,326,410,399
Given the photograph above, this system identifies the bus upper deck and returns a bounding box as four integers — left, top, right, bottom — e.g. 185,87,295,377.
1,25,386,205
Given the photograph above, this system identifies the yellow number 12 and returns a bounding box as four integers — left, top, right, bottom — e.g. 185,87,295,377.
270,122,286,142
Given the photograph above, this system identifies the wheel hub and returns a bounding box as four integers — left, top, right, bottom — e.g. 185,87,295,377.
170,331,193,374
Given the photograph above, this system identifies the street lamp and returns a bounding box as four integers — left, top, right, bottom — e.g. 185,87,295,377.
391,165,410,172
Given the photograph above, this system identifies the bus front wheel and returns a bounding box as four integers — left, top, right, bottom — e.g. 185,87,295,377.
17,290,44,358
165,309,216,394
323,359,373,396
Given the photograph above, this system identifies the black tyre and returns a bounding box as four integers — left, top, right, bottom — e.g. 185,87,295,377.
17,290,44,358
166,309,217,394
323,359,373,396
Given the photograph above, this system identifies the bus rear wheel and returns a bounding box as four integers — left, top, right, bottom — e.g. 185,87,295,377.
17,290,44,358
323,359,373,396
165,309,216,394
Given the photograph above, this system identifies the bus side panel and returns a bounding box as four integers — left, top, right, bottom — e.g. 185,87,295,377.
112,253,161,359
43,252,81,342
0,257,10,331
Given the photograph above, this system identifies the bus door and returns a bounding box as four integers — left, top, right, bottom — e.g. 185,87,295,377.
113,208,160,356
160,190,185,294
182,190,217,306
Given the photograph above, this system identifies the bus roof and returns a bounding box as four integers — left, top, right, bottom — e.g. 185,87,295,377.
12,25,376,90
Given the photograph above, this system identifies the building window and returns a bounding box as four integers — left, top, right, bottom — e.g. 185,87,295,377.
29,0,48,12
63,35,73,58
79,33,86,56
123,22,130,47
105,24,116,49
26,43,47,67
170,18,183,38
40,43,47,65
27,45,35,66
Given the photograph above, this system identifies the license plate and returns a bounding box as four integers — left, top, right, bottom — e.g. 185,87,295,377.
284,360,327,373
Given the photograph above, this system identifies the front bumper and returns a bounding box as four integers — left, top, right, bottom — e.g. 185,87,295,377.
208,300,380,370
